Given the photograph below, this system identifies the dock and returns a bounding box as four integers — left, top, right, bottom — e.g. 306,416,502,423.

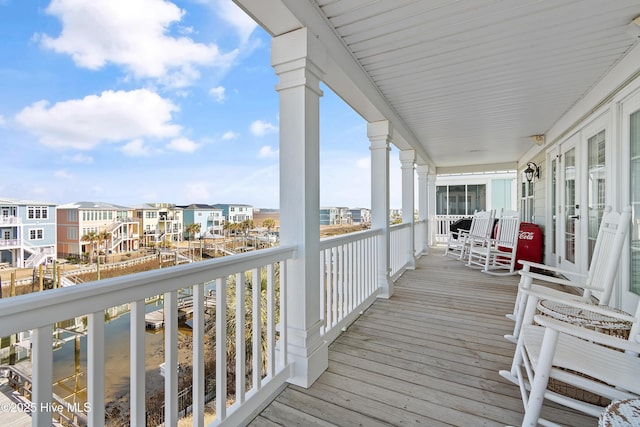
0,378,31,427
145,296,215,329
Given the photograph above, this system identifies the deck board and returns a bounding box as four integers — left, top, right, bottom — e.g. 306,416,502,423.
249,247,596,426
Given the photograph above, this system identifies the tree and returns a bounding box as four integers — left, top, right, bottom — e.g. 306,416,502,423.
262,218,275,232
185,223,201,260
220,264,280,393
240,219,254,249
98,230,112,259
81,231,99,263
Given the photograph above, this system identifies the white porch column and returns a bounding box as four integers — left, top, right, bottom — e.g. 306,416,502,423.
272,27,327,388
427,173,437,246
368,121,393,298
417,163,430,256
399,149,416,269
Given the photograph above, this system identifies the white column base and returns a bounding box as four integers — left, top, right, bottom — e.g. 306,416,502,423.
286,340,328,388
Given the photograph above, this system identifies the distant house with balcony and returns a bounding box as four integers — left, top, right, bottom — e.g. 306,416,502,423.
213,203,253,224
320,207,352,225
133,203,183,248
179,204,224,238
56,201,139,260
350,208,371,225
0,198,57,268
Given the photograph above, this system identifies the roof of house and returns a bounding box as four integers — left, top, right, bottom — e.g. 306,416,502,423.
0,197,57,206
57,201,131,210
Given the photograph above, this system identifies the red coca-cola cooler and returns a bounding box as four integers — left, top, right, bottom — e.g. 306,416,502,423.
515,222,543,269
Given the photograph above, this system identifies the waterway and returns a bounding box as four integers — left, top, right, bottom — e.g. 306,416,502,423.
1,285,217,420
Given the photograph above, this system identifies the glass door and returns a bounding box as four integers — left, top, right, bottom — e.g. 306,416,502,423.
558,135,581,275
587,130,606,264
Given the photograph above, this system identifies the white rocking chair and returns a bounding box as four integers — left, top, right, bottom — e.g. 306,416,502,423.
505,206,632,343
500,292,640,426
443,210,495,261
466,210,520,275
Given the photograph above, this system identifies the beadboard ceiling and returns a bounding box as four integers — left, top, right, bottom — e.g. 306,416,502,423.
236,0,640,172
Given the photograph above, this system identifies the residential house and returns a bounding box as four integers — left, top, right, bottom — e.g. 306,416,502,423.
56,201,139,260
134,203,183,248
319,207,352,225
212,203,254,224
349,208,371,225
0,198,56,268
179,204,224,238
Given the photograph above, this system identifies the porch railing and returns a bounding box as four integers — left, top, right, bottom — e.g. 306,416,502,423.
390,223,411,280
435,214,468,243
414,219,427,256
0,225,419,426
0,245,295,427
319,229,380,344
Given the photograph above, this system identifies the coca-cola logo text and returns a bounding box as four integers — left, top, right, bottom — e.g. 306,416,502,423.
519,231,535,240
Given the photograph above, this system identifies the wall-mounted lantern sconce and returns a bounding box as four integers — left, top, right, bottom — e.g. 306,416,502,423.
524,162,540,183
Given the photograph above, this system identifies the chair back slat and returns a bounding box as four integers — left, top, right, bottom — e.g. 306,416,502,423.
585,206,632,305
469,210,494,239
494,211,520,248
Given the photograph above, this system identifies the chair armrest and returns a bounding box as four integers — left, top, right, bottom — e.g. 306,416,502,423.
518,260,588,279
523,288,635,323
449,228,470,239
520,270,602,293
533,314,640,353
519,270,582,288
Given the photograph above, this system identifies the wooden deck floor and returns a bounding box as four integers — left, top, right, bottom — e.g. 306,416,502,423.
249,247,595,426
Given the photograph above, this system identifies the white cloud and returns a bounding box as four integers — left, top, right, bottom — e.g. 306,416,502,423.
54,169,72,179
184,182,211,201
214,0,257,44
0,115,5,126
222,130,238,140
15,89,181,150
121,139,153,157
250,120,278,137
167,137,199,153
64,153,94,164
39,0,238,88
356,157,370,169
209,86,225,102
258,145,278,158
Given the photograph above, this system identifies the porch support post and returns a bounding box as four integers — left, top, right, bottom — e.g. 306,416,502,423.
427,173,437,246
368,121,393,298
399,149,416,269
416,163,430,256
272,27,328,387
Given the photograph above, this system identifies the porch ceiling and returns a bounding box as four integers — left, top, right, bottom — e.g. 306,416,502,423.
236,0,640,172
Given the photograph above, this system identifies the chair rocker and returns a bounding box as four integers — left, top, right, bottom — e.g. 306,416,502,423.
466,210,520,275
443,210,495,261
499,291,640,427
505,206,632,343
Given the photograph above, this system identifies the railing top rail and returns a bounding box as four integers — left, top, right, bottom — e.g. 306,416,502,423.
0,244,296,337
319,228,382,250
390,222,411,230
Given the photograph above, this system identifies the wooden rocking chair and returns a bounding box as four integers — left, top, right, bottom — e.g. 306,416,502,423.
505,206,632,343
443,210,495,261
466,210,520,275
500,292,640,426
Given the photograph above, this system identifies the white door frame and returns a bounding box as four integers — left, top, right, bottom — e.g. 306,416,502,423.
620,91,640,314
546,146,560,268
557,133,582,277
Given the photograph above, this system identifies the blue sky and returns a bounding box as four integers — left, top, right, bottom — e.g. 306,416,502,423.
0,0,402,209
